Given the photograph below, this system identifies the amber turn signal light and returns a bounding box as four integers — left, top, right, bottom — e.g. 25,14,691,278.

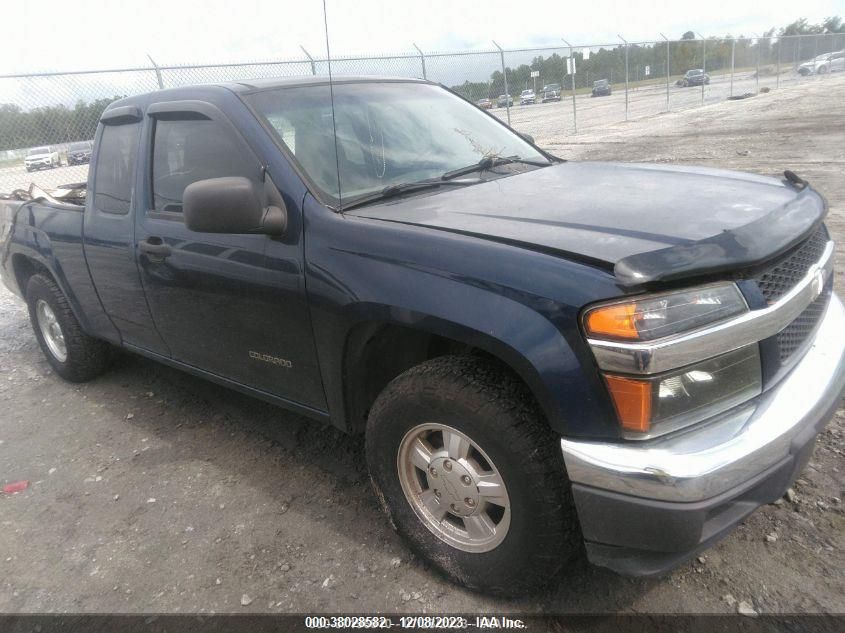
585,303,640,340
604,375,652,433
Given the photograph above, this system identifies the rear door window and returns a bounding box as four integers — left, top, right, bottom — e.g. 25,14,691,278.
93,123,140,215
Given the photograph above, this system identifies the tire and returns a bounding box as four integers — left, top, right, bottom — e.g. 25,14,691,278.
26,273,111,382
818,65,829,74
366,355,581,596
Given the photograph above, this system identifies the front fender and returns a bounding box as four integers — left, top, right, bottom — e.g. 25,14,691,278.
304,200,622,439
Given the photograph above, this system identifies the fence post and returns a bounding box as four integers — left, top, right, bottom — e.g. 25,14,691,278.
660,33,670,111
754,36,760,93
562,38,577,133
812,34,818,79
413,43,427,80
696,33,706,105
492,40,511,126
776,36,781,89
618,35,629,121
730,38,735,96
147,54,164,89
300,46,317,75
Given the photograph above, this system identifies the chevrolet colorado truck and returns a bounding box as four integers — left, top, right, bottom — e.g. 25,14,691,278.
1,77,843,596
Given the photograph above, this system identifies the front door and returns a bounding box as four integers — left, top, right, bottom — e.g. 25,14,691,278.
135,101,326,411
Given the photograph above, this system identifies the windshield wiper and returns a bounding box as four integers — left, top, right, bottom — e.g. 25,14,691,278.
340,177,481,211
441,155,550,181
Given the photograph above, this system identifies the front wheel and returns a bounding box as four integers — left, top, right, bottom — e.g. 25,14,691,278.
366,355,581,596
26,274,112,382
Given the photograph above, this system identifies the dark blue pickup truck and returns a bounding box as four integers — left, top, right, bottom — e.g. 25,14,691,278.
2,76,843,596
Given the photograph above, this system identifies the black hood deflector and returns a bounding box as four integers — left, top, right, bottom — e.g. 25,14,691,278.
614,185,827,286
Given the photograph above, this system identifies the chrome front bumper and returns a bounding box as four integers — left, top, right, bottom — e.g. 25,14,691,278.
562,293,845,504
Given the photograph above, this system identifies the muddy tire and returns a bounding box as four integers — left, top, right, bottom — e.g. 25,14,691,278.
366,355,581,596
26,274,111,382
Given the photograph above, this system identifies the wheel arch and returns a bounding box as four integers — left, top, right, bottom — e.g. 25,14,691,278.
10,252,91,332
337,311,563,437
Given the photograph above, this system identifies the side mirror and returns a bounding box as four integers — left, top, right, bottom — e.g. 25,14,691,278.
519,132,535,145
183,176,287,236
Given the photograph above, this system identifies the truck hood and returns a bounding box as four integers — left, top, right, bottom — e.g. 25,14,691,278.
347,161,827,286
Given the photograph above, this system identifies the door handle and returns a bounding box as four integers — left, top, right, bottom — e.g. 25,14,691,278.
139,237,172,259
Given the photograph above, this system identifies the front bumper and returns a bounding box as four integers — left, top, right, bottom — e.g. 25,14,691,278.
561,294,845,576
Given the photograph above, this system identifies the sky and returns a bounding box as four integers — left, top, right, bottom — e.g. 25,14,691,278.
2,0,843,74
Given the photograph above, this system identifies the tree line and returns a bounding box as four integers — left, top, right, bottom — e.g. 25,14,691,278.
451,16,845,101
0,97,123,152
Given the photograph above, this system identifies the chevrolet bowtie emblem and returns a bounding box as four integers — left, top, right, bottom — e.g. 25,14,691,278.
811,268,826,300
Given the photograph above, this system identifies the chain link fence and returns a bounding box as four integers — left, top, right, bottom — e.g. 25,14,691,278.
2,32,844,194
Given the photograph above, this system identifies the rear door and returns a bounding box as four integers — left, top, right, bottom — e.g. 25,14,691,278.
134,100,326,411
83,107,169,355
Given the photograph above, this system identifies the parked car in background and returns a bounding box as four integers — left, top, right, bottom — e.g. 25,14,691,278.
798,50,845,75
496,94,514,107
591,79,612,97
475,98,493,110
24,146,60,172
681,69,710,87
541,83,561,102
67,141,94,165
519,89,536,105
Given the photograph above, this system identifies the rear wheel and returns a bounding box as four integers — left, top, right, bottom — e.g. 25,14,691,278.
366,355,581,596
26,274,111,382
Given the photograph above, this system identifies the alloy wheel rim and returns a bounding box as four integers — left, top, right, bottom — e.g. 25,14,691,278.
35,300,67,362
397,423,511,553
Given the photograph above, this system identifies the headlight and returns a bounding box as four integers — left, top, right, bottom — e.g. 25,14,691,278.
603,345,762,436
583,284,759,437
583,283,747,341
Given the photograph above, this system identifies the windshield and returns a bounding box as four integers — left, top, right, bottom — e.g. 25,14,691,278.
594,80,608,87
69,142,90,151
521,90,533,95
27,146,49,156
688,69,703,76
247,81,547,208
543,84,560,91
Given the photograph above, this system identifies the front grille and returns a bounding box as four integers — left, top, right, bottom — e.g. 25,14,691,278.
775,283,832,363
756,225,829,304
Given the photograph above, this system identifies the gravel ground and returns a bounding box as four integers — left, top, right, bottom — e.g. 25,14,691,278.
0,74,843,615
